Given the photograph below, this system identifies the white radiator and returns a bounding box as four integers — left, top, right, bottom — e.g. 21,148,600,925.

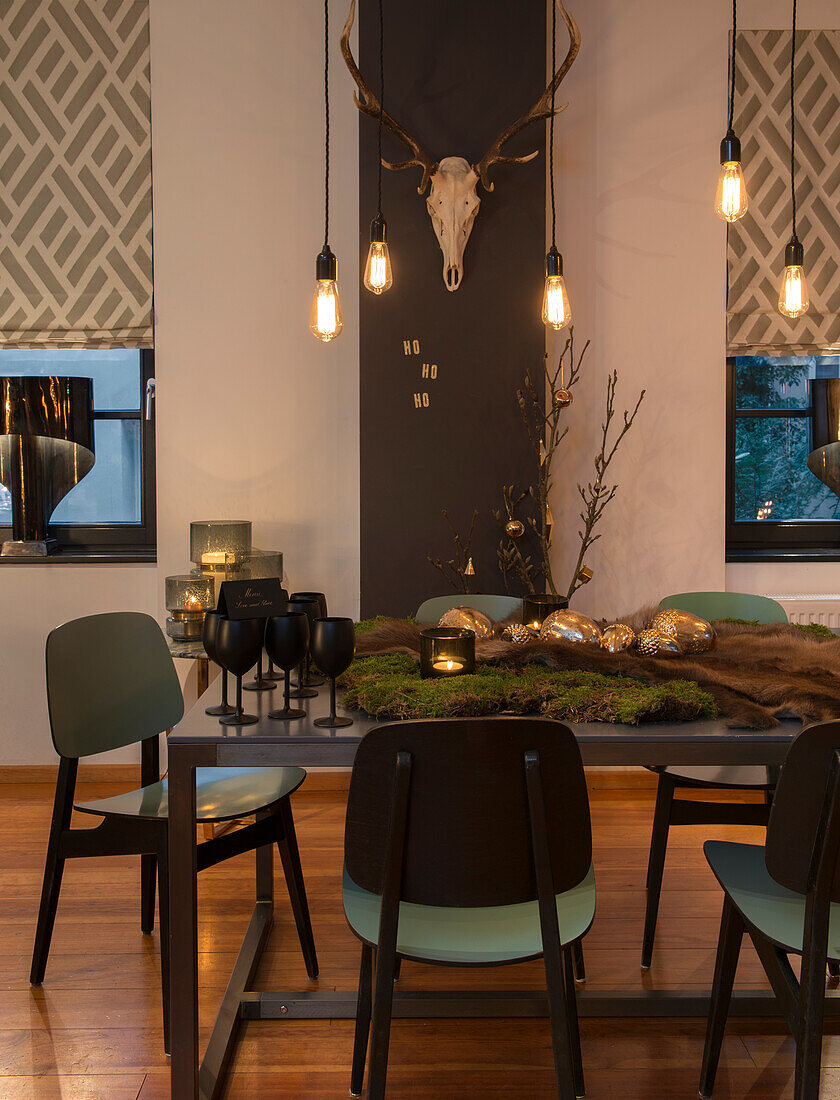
770,594,840,629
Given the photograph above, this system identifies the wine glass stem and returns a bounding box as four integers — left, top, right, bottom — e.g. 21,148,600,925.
284,672,291,711
235,675,243,718
257,652,263,683
330,677,337,722
221,669,229,706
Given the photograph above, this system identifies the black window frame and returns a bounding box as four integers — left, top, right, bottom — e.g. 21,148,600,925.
726,355,840,562
0,348,156,562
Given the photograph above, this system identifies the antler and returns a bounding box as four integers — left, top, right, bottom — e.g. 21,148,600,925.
340,0,437,194
475,0,580,191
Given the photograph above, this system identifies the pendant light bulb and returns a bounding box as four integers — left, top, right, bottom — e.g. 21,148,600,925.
310,248,343,342
363,215,393,295
714,132,748,222
778,237,809,319
542,246,571,331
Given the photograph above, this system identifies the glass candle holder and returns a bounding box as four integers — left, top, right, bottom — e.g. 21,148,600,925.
242,548,284,581
420,628,476,679
165,574,216,641
190,520,252,574
522,593,569,631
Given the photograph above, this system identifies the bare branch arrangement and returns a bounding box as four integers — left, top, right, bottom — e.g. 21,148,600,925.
566,371,645,600
427,509,478,594
492,485,539,595
518,329,589,595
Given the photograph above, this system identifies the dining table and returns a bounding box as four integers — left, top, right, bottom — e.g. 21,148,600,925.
167,677,833,1100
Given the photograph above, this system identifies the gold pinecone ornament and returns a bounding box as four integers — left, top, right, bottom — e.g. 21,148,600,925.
503,623,531,645
602,623,636,653
648,609,715,654
636,628,682,657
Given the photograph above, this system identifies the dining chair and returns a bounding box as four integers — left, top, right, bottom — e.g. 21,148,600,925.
342,717,595,1100
641,590,789,969
700,719,840,1100
415,593,523,623
30,611,318,1054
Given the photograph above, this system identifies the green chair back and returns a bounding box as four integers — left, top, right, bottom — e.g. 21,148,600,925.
766,719,840,901
46,612,184,759
658,591,788,625
345,717,591,908
415,594,523,623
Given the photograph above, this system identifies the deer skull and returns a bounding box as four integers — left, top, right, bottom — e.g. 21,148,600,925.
341,0,579,292
426,158,480,292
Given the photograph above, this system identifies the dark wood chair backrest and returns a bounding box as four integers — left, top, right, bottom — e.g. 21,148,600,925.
344,717,591,908
766,719,840,900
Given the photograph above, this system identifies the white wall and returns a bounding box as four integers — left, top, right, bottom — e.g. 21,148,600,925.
548,0,840,618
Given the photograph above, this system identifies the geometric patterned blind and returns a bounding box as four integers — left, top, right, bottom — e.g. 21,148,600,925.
727,30,840,354
0,1,152,348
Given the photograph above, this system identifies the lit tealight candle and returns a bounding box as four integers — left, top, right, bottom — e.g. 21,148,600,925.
432,658,463,672
201,551,228,565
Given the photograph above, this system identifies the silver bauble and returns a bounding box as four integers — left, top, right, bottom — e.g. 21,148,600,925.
540,610,602,646
438,606,493,639
602,623,636,653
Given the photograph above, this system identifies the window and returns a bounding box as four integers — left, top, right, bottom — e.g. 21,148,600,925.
727,355,840,560
0,349,155,559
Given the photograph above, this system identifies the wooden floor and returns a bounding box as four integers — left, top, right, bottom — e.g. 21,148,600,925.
3,779,840,1099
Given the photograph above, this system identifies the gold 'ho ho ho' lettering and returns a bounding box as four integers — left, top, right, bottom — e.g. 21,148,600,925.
403,339,420,355
413,392,430,408
421,363,437,379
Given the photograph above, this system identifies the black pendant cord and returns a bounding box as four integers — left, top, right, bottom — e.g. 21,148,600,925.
548,0,557,250
376,0,384,220
789,0,798,243
323,0,330,252
727,0,737,132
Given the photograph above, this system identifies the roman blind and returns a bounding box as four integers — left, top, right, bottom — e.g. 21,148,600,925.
0,0,152,348
727,30,840,353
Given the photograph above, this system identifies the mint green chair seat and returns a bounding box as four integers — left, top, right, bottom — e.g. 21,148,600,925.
75,766,306,823
704,840,840,958
343,864,595,965
658,590,788,625
641,590,788,971
415,593,523,623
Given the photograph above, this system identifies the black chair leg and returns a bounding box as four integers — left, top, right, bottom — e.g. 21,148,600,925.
141,853,156,935
829,960,839,978
30,759,77,986
571,939,585,983
368,943,398,1100
642,773,675,969
30,839,66,985
563,945,585,1098
350,943,373,1097
276,798,318,980
795,943,828,1100
543,936,576,1100
393,956,402,982
157,840,171,1056
699,896,744,1098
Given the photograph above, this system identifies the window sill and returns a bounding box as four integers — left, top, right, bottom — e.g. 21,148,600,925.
0,549,156,565
727,548,840,563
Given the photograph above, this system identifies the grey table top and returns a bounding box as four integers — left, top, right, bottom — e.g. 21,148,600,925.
168,677,803,768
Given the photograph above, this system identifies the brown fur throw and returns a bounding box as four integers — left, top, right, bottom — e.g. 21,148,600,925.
356,614,840,729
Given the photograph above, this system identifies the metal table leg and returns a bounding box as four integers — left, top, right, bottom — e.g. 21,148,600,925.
168,744,201,1100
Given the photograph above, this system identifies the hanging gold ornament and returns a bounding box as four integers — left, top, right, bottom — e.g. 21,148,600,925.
576,564,594,585
545,506,554,545
649,609,715,654
505,519,525,538
503,623,531,645
636,628,682,657
539,441,548,465
540,610,603,646
464,557,476,576
439,606,492,639
554,388,573,409
602,623,636,652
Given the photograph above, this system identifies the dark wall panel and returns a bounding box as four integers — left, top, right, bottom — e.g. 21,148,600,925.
358,0,545,618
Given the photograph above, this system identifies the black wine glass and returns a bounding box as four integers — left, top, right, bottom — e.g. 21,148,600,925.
243,642,277,693
310,617,355,729
265,587,289,682
286,596,321,699
202,611,235,716
213,616,266,726
290,591,327,687
266,613,310,721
